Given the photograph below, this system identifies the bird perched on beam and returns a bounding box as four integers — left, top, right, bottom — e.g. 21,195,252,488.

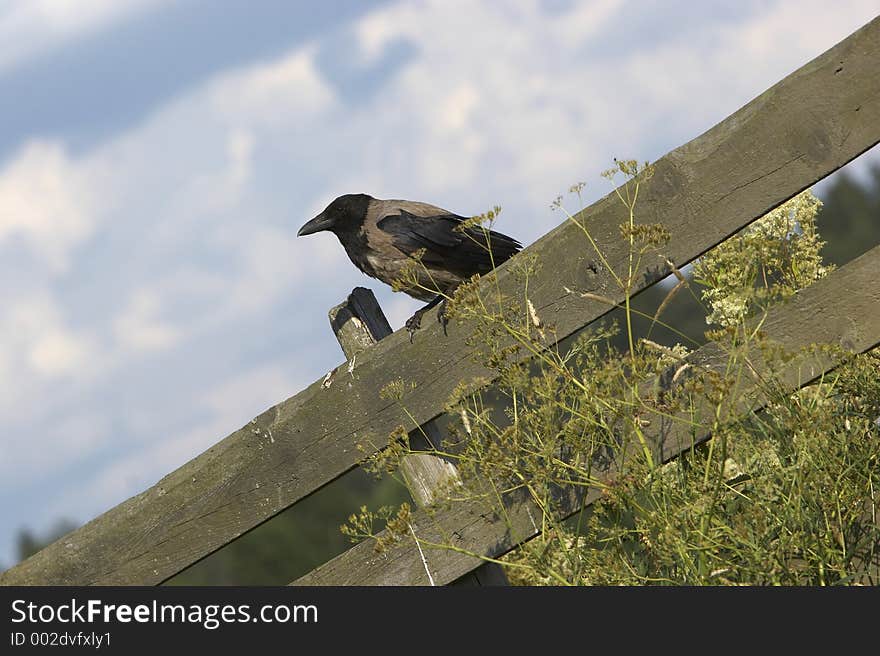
298,194,522,339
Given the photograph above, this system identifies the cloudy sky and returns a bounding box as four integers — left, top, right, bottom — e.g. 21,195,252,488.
0,0,877,567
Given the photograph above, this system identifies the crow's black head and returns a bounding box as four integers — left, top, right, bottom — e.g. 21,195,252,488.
298,194,373,237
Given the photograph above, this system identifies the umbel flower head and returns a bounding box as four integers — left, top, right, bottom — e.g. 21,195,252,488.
695,190,831,327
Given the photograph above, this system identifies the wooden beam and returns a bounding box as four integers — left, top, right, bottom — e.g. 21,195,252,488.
294,242,880,585
329,287,460,508
328,288,508,585
3,16,878,585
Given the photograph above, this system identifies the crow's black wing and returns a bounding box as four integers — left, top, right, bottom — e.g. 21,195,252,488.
377,210,521,274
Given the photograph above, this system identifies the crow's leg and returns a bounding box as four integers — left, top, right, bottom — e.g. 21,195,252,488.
406,295,443,342
437,298,449,335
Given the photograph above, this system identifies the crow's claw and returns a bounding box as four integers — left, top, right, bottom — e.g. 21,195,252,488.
405,311,424,342
406,295,446,342
437,299,449,336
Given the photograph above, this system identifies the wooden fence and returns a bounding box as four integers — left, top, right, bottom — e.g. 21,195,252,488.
2,16,879,586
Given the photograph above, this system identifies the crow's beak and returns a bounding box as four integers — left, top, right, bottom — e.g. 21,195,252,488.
297,212,335,237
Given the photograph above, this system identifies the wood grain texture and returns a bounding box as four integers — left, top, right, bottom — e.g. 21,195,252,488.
3,16,878,586
329,288,506,585
330,287,461,510
329,287,393,356
294,243,880,585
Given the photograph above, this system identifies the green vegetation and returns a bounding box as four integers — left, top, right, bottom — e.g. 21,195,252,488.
9,163,879,584
347,161,880,585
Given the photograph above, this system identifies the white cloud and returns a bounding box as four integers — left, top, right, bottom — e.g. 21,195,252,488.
0,0,171,73
1,295,94,380
0,295,99,468
0,39,337,379
29,330,88,376
0,140,98,273
207,46,334,127
223,227,307,312
67,364,304,518
339,0,879,219
113,289,180,353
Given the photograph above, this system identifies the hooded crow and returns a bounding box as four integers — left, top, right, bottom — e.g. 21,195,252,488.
298,194,522,338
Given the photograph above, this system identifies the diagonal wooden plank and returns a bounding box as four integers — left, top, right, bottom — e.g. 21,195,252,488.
3,16,879,586
294,243,880,585
329,287,507,585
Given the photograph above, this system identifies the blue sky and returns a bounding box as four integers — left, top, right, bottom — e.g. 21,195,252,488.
0,0,877,567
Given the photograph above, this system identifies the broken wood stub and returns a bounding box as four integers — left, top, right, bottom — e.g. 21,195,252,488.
328,287,508,585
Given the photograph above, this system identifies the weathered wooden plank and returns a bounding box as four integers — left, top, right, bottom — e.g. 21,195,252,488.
330,287,461,508
294,243,880,585
3,16,878,586
329,288,507,585
329,287,393,356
